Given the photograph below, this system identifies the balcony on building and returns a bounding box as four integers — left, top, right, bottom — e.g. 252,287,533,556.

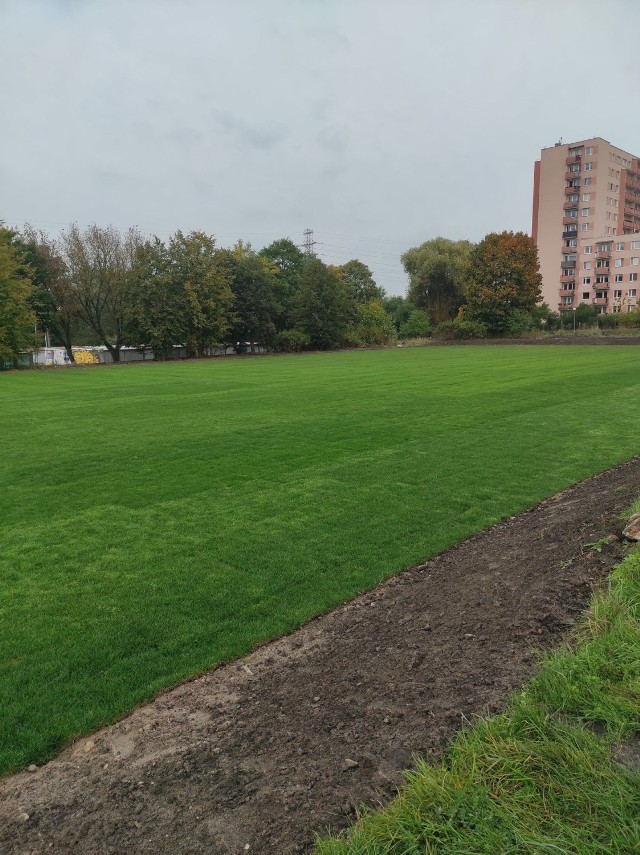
565,184,580,194
560,274,576,284
566,155,581,165
593,281,610,289
592,297,608,306
562,215,579,225
565,170,581,180
562,229,578,238
559,288,575,297
596,250,611,259
563,201,579,210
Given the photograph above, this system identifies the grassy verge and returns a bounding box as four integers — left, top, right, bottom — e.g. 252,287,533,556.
315,540,640,854
2,346,640,773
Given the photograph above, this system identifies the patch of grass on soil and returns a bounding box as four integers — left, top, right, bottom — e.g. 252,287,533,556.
2,346,640,774
315,545,640,855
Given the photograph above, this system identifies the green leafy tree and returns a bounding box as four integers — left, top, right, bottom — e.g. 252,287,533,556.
0,228,36,366
296,257,355,349
128,238,181,359
383,295,413,333
340,259,385,303
60,223,144,362
402,237,473,324
465,231,542,333
259,238,306,331
222,242,279,351
21,227,78,362
346,300,396,346
130,231,233,359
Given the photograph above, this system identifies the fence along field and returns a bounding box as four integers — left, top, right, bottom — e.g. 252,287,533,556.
1,345,640,773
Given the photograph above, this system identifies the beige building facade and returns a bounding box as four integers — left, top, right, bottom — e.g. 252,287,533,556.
532,137,640,313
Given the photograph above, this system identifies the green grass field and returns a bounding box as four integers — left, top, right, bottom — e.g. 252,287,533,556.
2,345,640,774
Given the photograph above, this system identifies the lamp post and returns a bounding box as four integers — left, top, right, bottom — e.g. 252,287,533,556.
573,306,577,333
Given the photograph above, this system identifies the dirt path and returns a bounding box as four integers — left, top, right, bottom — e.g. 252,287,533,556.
3,459,640,855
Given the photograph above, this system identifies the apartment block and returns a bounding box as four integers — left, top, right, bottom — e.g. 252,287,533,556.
532,137,640,313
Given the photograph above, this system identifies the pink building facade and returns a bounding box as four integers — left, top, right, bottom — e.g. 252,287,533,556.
532,137,640,313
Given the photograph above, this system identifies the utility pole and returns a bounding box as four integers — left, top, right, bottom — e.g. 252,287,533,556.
302,228,316,256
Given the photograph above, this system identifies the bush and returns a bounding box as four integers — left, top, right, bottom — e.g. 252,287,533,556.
275,329,310,352
560,304,597,328
345,301,396,347
398,309,431,339
531,303,561,331
434,317,487,340
597,314,619,329
618,311,640,328
503,309,535,337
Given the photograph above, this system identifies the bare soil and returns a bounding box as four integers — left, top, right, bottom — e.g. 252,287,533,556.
3,458,640,855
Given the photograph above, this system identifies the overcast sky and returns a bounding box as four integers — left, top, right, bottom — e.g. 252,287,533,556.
2,0,639,295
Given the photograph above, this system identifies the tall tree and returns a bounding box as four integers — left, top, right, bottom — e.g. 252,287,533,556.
296,257,355,349
129,231,233,359
164,230,233,357
383,295,413,333
21,227,78,362
402,237,473,324
127,237,180,360
259,238,306,331
0,228,36,366
222,242,279,352
340,259,385,303
465,231,542,333
60,223,144,362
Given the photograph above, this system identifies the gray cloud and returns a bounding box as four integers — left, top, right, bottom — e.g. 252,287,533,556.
1,0,638,295
211,110,288,150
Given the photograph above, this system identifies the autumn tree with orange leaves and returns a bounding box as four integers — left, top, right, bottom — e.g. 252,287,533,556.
465,231,542,333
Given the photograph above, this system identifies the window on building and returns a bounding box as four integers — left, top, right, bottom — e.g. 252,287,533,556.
632,257,639,266
614,289,623,298
615,258,623,267
632,240,640,250
582,292,590,299
582,208,590,216
586,146,593,155
630,273,638,282
596,275,609,283
583,193,591,201
616,242,625,250
582,223,589,231
584,261,592,269
584,177,592,185
584,246,592,253
629,289,637,297
585,162,593,171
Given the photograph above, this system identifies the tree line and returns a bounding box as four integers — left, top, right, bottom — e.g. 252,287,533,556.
0,224,400,365
5,223,607,368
